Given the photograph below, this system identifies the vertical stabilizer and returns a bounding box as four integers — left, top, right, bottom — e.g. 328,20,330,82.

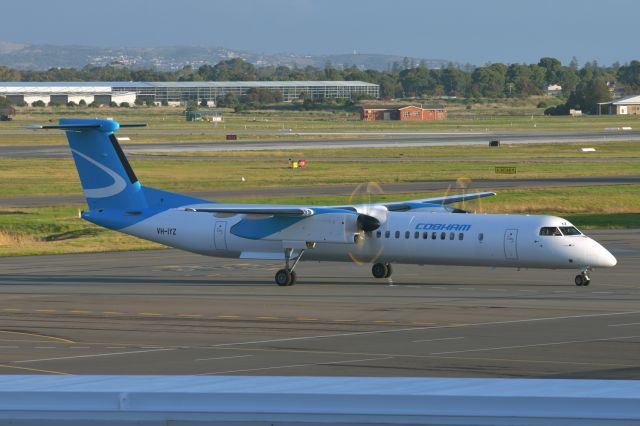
60,119,148,211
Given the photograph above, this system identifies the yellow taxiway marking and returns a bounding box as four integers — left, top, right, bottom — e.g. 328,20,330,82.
103,311,124,315
411,322,437,325
177,314,203,318
1,308,21,312
256,316,279,320
0,363,70,375
373,320,395,324
0,330,75,344
35,309,56,314
69,310,90,314
139,312,162,317
217,315,240,319
333,319,357,323
297,317,319,321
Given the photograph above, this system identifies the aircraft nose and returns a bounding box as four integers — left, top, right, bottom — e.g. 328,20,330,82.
588,239,617,268
600,248,618,268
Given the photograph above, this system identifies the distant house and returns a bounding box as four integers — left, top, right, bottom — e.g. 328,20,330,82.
546,84,563,96
598,95,640,115
0,106,16,121
361,105,447,121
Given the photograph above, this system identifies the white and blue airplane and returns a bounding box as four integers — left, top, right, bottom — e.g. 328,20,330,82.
30,119,617,287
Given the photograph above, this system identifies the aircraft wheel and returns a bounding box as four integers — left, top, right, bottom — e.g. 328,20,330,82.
372,262,388,279
289,271,297,286
275,269,292,286
575,275,585,286
384,263,393,278
583,278,591,286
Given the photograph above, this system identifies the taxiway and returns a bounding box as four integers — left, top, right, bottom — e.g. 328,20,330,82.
0,230,638,378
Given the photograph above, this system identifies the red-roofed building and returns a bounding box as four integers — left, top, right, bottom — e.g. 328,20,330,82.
361,105,446,121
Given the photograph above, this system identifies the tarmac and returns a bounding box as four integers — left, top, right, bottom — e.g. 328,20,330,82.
0,229,638,378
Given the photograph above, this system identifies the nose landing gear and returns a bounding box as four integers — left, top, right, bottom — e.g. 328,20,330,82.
575,268,591,286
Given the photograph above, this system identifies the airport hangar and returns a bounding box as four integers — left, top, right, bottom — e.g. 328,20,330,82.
0,80,380,106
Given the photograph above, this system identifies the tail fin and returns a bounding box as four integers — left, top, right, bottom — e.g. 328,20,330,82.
59,119,147,211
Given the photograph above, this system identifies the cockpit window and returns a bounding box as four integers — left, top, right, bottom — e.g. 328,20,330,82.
559,226,582,236
539,227,562,236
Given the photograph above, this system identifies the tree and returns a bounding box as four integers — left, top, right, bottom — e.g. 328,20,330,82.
323,62,342,80
399,66,433,97
617,60,640,92
0,66,20,81
471,63,507,97
31,100,46,107
565,78,610,114
217,92,239,108
538,57,562,84
0,96,11,107
569,56,579,70
206,58,257,81
440,66,468,96
507,64,541,96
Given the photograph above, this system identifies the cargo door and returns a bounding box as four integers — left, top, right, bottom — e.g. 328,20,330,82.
504,229,518,260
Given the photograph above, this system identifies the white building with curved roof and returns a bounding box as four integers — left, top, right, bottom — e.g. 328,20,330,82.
0,81,379,105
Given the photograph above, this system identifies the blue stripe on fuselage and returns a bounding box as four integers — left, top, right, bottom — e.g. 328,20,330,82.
230,207,358,240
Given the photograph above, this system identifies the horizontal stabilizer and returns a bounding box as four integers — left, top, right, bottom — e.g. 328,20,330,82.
26,123,146,131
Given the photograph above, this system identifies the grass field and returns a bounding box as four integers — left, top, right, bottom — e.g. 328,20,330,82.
1,153,638,198
136,140,640,159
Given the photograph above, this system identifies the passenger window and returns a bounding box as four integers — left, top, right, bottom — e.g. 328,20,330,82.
478,232,484,241
376,231,381,238
423,231,429,240
432,232,437,240
405,231,410,239
414,231,419,239
459,233,464,241
385,230,390,238
440,232,446,240
449,232,455,240
395,231,400,239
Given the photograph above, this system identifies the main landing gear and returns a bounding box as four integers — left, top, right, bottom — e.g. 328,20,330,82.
575,267,591,286
372,262,393,279
275,247,305,286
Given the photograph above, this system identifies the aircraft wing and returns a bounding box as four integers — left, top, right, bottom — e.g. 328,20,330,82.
384,191,496,211
185,206,314,216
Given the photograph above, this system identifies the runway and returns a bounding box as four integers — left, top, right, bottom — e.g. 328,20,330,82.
2,129,640,158
0,229,638,378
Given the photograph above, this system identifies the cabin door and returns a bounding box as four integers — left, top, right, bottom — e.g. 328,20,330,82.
504,229,518,260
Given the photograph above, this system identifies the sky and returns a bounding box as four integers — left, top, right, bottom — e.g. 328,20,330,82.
0,0,637,66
